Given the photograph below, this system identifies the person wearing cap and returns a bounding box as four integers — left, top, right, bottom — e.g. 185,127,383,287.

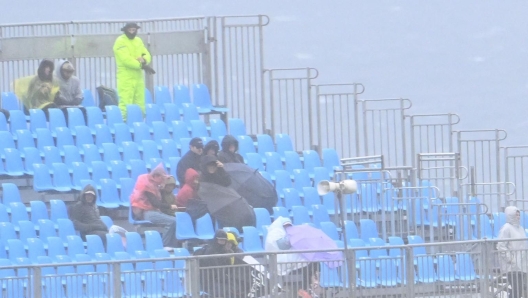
68,184,109,246
54,59,86,123
200,155,231,187
160,175,179,216
130,163,178,247
498,206,528,298
113,22,153,120
176,137,204,186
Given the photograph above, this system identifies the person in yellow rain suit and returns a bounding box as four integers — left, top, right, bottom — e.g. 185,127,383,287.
113,22,155,120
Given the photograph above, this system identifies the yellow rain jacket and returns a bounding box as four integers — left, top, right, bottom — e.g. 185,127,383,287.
113,34,151,119
15,59,59,110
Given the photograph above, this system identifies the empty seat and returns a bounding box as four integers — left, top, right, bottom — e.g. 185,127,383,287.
4,148,24,177
146,104,162,125
236,135,256,158
66,107,86,129
125,232,145,255
126,104,144,126
181,103,200,128
155,86,172,112
109,160,129,181
228,118,247,136
42,146,62,167
257,134,275,157
48,108,67,131
210,119,227,140
29,109,47,134
152,121,171,143
50,199,68,221
195,213,215,240
245,152,264,171
57,218,77,243
114,122,133,146
15,129,35,151
283,188,303,210
320,221,340,240
85,107,105,133
1,92,19,110
81,89,96,107
175,212,198,240
122,141,141,161
164,103,181,126
9,110,27,134
102,143,121,163
265,152,283,176
23,147,41,175
29,200,49,225
92,124,113,148
71,162,90,191
160,139,180,160
275,134,294,157
63,145,82,167
98,179,121,209
284,151,303,173
192,83,228,113
33,164,54,192
51,163,73,192
292,205,311,225
105,106,125,128
359,219,378,242
242,226,263,252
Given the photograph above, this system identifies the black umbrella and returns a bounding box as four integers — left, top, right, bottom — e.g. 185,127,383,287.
198,181,256,230
223,163,278,213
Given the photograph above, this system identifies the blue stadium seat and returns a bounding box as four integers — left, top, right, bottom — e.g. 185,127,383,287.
32,164,54,192
81,89,96,107
57,218,76,244
456,253,478,280
303,187,321,209
42,146,62,168
274,170,293,198
283,188,302,211
91,160,110,182
160,139,180,161
228,118,247,136
152,121,171,143
15,129,35,151
455,215,476,241
74,253,105,297
122,141,141,161
126,104,144,126
106,233,125,256
0,131,16,156
320,221,339,240
29,200,48,225
275,134,294,158
358,258,378,288
66,107,86,129
22,147,41,175
0,221,15,249
1,92,20,110
142,139,161,162
0,113,6,132
210,119,227,140
242,226,263,252
259,170,273,184
378,257,399,287
86,235,105,257
7,239,26,260
18,220,37,244
181,103,200,129
9,110,27,134
109,160,128,181
244,153,263,171
179,137,191,156
322,148,343,175
47,236,67,257
359,219,378,242
344,220,359,240
29,109,47,134
27,238,46,262
176,212,199,240
48,108,67,132
155,86,172,113
63,145,82,167
195,213,215,240
50,200,68,222
173,85,190,109
130,159,148,181
132,122,151,148
368,237,388,259
303,150,322,177
85,107,105,134
100,216,113,229
134,250,163,297
119,178,134,207
190,119,208,138
319,261,343,288
71,126,93,149
146,104,162,126
114,123,133,146
292,205,311,225
71,162,90,191
436,254,456,282
0,258,26,296
312,204,331,227
359,183,380,213
254,207,272,233
407,235,427,256
387,236,404,257
125,232,145,255
493,212,506,238
98,179,121,209
416,255,437,283
66,235,85,258
192,83,228,113
38,219,57,245
171,120,190,146
257,134,275,159
293,169,311,195
152,249,186,296
164,103,181,126
4,149,25,177
2,183,21,207
236,135,255,158
105,105,125,129
265,152,283,178
145,88,153,105
272,206,289,219
102,143,121,163
51,163,73,192
144,231,164,256
475,214,493,239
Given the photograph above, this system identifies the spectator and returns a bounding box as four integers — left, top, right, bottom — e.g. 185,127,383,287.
176,137,203,186
15,59,60,116
68,184,109,246
176,168,199,208
54,59,86,122
113,22,154,121
130,163,178,247
203,140,220,157
498,206,528,298
218,135,244,164
160,175,178,216
200,155,231,187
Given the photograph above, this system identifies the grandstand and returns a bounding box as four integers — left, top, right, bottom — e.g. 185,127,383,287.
0,15,525,298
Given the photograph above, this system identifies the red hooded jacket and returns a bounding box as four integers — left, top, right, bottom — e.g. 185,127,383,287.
176,168,199,207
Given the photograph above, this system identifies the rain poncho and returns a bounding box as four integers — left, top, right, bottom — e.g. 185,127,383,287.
113,33,151,119
130,164,166,218
497,206,528,273
265,217,309,276
54,59,83,107
15,59,60,110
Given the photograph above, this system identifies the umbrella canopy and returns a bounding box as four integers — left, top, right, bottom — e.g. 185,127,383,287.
286,224,343,268
198,181,256,230
223,163,278,213
265,217,309,275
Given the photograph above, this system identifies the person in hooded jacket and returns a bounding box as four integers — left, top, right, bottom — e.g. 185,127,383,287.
15,59,60,116
498,206,528,298
130,163,178,247
203,140,220,157
68,184,109,246
177,137,204,186
200,155,231,187
54,59,86,123
176,168,199,208
218,135,244,164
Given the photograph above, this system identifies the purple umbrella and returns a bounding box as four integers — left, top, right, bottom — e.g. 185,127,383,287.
286,224,343,268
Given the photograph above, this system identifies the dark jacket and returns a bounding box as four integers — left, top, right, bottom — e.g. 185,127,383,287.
176,150,202,186
218,135,244,164
69,185,108,237
200,155,231,187
203,140,220,157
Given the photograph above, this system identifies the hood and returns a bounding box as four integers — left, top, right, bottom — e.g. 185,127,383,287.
37,59,54,81
184,168,199,186
221,135,238,152
200,155,218,171
150,163,168,178
204,140,220,156
505,206,521,226
55,59,71,81
80,184,97,204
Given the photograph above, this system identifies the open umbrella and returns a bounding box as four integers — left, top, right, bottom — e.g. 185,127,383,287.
286,224,343,268
223,163,278,213
197,181,256,230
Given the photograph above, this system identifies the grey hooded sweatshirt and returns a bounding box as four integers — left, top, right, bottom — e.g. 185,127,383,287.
54,59,83,107
497,206,528,273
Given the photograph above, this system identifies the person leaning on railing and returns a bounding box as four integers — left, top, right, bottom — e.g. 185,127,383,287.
497,206,528,298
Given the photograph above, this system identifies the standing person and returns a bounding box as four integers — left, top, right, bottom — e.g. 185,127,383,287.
130,163,178,247
54,59,86,122
15,59,60,116
497,206,528,298
218,135,244,164
176,138,204,186
113,22,154,121
68,184,109,246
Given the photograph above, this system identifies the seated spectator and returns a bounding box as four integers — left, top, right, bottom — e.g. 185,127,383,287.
200,155,231,187
160,175,179,216
176,137,203,186
68,184,109,246
218,135,244,164
54,59,86,122
130,163,178,247
203,140,220,157
15,59,60,116
176,168,199,208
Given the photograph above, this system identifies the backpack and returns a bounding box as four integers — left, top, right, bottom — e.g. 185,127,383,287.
96,86,118,112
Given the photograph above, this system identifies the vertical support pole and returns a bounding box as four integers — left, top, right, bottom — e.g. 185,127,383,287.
345,248,356,298
495,129,502,211
258,15,266,134
315,85,322,156
353,83,361,157
306,68,314,150
33,266,42,298
188,258,201,297
400,98,408,166
268,71,275,137
405,247,415,298
203,26,212,102
221,17,228,116
112,262,122,298
268,253,279,296
480,240,490,298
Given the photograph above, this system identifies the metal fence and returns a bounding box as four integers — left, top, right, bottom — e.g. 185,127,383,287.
0,238,524,298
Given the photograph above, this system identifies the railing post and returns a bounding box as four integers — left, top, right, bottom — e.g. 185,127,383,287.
480,240,490,298
33,266,42,298
268,253,279,297
112,262,122,298
345,247,356,298
188,258,201,297
405,247,415,298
